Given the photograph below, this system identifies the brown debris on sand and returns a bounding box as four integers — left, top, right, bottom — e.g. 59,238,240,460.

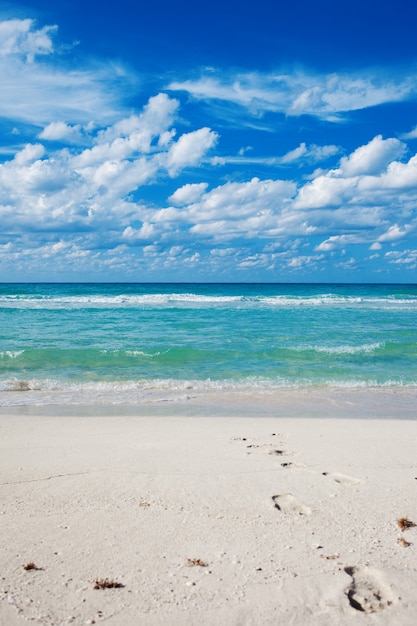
397,536,412,547
397,517,416,531
92,578,124,590
186,558,208,567
23,562,41,571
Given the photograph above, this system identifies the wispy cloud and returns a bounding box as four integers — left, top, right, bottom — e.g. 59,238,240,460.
0,18,133,127
168,69,417,121
0,18,56,61
210,143,340,168
401,125,417,140
279,143,340,164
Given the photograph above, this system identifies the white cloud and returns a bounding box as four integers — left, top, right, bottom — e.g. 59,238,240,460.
315,234,365,251
122,223,156,242
205,142,339,170
0,18,133,127
287,254,325,269
166,127,218,175
13,143,45,165
339,135,406,176
142,177,298,245
370,242,382,250
2,119,417,280
169,182,209,206
188,177,296,222
378,224,412,242
96,93,178,148
72,94,180,170
280,142,340,165
384,249,417,268
294,174,354,209
169,70,417,121
401,125,417,140
39,121,85,143
0,94,219,237
377,154,417,189
294,135,413,210
1,17,417,280
280,142,308,163
0,18,56,61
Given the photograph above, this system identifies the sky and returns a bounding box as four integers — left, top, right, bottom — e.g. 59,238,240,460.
1,0,417,282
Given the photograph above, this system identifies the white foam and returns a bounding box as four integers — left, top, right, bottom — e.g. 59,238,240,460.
0,376,415,407
99,349,169,358
0,293,244,309
314,342,384,355
0,350,24,359
1,292,416,310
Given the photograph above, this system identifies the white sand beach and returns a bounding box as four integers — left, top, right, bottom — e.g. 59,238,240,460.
1,389,417,625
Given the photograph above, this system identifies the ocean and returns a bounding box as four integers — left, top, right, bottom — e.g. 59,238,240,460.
0,283,416,408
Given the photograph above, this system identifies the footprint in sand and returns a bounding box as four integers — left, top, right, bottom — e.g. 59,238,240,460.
243,443,298,457
281,461,306,469
272,493,311,516
344,566,397,613
268,448,298,457
322,472,361,485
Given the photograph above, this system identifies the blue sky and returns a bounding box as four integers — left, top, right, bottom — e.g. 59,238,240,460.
1,0,417,282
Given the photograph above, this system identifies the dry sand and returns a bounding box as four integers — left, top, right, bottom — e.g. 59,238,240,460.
1,390,417,625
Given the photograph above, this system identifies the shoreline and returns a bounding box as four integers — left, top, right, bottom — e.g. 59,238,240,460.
1,385,417,418
1,394,417,624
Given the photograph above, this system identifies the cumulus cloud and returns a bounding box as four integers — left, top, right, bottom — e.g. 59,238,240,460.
294,135,413,210
3,127,417,279
287,136,417,258
168,69,417,121
166,127,218,175
13,143,45,165
287,254,325,269
294,175,353,209
169,183,209,206
122,223,156,242
0,93,219,237
1,16,417,280
38,121,86,144
141,177,298,246
315,234,365,251
378,224,412,242
377,154,417,189
339,135,406,176
96,93,179,148
71,94,180,169
384,249,417,269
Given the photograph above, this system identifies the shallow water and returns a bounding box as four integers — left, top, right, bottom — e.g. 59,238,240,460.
1,283,416,406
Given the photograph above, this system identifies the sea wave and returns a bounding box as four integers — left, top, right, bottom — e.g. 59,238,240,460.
311,342,384,355
1,375,416,407
1,292,417,310
100,349,170,358
0,350,24,359
0,293,244,309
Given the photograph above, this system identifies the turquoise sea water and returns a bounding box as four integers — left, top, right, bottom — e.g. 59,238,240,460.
0,283,416,406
